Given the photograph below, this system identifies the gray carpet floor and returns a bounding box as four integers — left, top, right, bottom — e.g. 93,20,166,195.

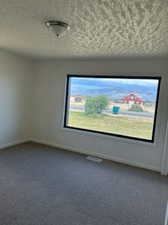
0,142,168,225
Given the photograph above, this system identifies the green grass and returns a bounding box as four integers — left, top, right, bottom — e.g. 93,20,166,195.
68,111,153,140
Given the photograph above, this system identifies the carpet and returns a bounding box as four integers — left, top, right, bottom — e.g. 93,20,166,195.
0,142,167,225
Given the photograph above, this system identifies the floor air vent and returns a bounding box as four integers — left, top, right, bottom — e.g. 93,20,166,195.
86,156,102,163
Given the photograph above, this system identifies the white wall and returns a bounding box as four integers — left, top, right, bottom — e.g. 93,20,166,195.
0,50,34,148
164,122,168,175
32,58,168,173
1,51,167,174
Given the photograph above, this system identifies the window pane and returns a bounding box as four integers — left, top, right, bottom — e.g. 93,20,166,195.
64,76,160,142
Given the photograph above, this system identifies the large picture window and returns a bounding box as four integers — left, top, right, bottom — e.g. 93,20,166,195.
64,75,161,142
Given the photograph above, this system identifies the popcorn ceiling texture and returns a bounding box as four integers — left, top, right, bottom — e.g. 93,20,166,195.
0,0,167,58
71,0,168,57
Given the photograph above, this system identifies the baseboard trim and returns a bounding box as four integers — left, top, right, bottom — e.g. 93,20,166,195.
31,139,160,173
0,139,30,150
165,201,168,225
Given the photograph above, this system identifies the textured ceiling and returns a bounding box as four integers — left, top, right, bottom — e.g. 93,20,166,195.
0,0,168,59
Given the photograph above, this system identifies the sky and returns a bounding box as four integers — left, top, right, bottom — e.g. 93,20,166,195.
70,77,159,86
68,76,159,102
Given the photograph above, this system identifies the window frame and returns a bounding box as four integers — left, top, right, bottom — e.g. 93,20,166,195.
63,74,161,143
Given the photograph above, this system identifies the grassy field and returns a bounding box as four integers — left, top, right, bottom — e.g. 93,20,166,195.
68,111,153,140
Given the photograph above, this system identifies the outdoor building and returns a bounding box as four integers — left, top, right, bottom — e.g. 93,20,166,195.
70,95,85,103
123,93,144,105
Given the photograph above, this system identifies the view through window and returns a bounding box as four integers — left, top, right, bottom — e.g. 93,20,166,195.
64,75,161,142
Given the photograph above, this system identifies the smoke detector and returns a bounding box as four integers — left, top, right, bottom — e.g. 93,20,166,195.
45,20,70,38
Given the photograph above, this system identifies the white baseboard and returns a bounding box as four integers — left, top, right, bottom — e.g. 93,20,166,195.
31,139,160,173
0,139,29,150
165,201,168,225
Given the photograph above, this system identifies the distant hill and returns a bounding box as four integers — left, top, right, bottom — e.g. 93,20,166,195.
70,79,158,102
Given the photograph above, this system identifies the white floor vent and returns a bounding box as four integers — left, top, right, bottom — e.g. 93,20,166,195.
164,201,168,225
86,156,102,163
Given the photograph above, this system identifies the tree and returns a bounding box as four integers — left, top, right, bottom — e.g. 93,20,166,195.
128,104,143,112
85,96,108,115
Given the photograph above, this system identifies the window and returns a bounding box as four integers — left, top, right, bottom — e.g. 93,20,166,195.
64,75,161,142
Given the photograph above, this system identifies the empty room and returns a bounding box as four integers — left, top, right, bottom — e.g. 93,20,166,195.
0,0,168,225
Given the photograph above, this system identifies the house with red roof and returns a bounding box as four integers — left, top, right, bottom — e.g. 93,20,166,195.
123,93,144,105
